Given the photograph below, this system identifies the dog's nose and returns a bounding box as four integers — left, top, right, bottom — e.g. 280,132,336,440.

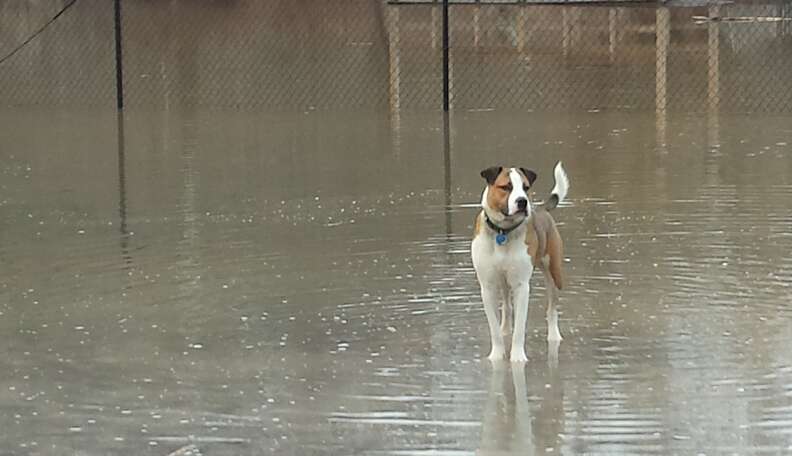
516,198,527,211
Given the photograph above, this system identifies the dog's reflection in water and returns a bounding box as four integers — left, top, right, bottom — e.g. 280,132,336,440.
478,340,564,455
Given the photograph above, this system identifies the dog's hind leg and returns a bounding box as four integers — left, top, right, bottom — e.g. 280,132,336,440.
542,264,562,342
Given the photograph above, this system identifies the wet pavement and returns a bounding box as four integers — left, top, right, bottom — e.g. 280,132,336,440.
2,107,792,455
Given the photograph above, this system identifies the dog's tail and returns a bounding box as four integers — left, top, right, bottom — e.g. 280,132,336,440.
543,161,569,211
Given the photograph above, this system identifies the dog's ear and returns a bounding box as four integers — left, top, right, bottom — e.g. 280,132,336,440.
480,166,502,185
519,168,537,186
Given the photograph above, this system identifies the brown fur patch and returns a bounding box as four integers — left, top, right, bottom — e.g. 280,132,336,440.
546,224,564,289
524,222,539,259
485,168,512,215
473,211,483,236
524,208,564,290
547,226,564,290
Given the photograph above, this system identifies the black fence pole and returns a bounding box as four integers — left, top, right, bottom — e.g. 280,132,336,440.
441,0,451,234
114,0,124,110
116,110,131,268
442,0,449,112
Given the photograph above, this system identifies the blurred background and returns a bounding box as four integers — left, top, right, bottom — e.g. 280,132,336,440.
2,0,792,113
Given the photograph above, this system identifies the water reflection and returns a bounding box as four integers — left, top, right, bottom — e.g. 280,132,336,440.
443,111,452,237
116,110,132,270
479,358,564,455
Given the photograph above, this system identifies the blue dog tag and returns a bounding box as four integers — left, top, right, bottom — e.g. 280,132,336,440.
496,233,507,245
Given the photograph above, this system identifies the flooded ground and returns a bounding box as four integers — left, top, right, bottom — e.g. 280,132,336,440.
2,107,792,455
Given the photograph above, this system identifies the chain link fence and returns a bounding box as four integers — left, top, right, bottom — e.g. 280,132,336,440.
0,0,791,113
120,0,394,110
0,0,114,107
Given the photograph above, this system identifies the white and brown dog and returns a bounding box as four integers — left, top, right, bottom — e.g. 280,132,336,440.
471,162,569,363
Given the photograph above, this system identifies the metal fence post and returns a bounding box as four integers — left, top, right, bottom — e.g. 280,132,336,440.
708,5,720,115
608,8,617,64
708,5,721,148
656,7,670,149
388,6,401,117
517,2,527,54
442,0,450,112
114,0,124,110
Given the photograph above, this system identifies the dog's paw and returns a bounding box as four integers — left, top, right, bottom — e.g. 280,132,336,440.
547,323,563,342
487,348,506,362
510,350,528,363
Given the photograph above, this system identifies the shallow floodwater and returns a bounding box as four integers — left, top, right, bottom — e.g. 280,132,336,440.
2,107,792,455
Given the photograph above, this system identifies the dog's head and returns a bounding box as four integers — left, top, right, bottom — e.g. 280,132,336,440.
480,166,537,225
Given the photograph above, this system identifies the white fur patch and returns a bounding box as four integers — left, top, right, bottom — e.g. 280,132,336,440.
551,162,569,205
507,168,529,216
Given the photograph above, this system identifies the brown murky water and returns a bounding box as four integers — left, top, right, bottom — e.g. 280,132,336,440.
2,107,792,455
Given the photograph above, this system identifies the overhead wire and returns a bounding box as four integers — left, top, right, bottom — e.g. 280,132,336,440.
0,0,79,66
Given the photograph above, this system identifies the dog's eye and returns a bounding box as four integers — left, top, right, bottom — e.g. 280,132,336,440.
523,185,529,191
499,185,511,191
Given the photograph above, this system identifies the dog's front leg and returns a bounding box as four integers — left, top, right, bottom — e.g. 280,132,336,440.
509,282,530,363
480,285,506,361
499,285,512,335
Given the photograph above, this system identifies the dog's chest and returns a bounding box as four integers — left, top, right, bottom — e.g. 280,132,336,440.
472,229,533,274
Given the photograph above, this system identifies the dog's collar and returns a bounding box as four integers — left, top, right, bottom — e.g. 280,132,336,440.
485,214,524,246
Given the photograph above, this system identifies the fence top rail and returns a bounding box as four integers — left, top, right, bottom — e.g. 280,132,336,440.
386,0,733,6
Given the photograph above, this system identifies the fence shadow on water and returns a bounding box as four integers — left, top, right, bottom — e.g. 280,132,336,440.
0,0,791,114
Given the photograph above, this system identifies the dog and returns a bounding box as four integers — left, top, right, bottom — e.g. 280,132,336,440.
471,162,569,363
